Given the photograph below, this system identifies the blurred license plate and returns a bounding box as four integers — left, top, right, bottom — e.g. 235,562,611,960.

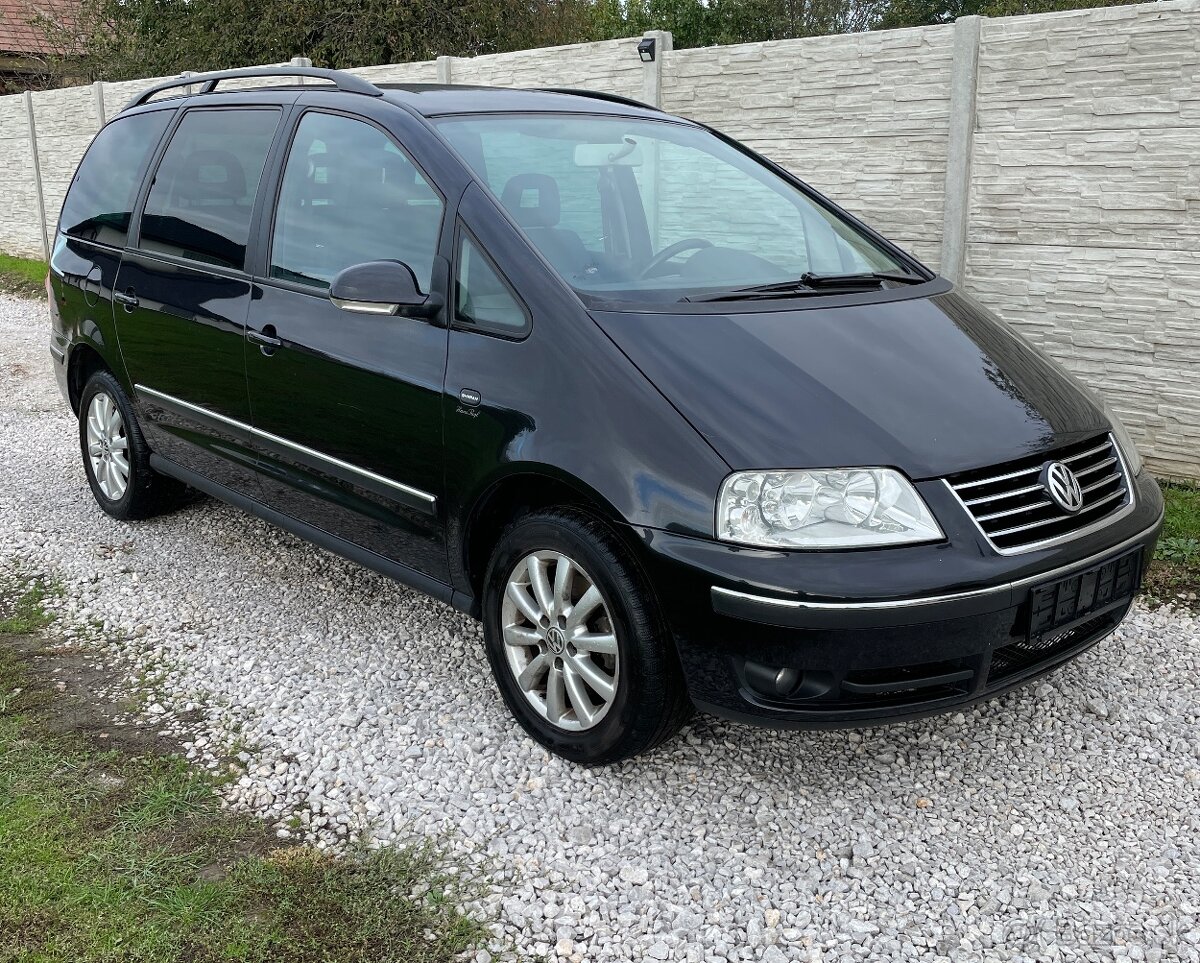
1028,550,1141,638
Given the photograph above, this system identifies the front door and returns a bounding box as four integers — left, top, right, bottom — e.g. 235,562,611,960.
244,108,450,581
114,105,284,495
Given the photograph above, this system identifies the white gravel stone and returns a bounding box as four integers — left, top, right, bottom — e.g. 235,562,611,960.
2,294,1199,960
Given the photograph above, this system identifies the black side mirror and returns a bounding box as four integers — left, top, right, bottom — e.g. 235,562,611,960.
329,260,443,318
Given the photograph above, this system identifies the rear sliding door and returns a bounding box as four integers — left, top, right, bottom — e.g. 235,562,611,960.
115,105,283,495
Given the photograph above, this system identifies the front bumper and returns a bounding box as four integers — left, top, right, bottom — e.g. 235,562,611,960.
634,471,1163,729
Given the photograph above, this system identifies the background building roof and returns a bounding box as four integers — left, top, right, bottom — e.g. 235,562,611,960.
0,0,76,56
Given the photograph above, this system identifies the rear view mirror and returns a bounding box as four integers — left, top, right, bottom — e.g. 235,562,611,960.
574,138,643,168
329,260,441,318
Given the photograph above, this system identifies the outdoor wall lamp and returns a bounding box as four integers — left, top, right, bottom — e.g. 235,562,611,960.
637,37,656,62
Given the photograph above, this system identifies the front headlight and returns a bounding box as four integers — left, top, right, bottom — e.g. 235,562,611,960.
1103,402,1143,476
717,468,944,549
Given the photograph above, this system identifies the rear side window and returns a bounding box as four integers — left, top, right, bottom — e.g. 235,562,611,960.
139,108,280,271
59,110,172,247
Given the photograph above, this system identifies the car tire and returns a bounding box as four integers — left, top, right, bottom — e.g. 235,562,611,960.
78,370,188,520
482,507,693,764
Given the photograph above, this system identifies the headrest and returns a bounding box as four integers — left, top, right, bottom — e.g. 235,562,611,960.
501,173,560,229
174,149,246,205
380,153,416,191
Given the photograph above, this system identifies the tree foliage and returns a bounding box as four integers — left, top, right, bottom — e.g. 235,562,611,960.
34,0,1154,86
43,0,601,82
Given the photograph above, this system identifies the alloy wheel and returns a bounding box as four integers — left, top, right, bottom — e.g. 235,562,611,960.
86,391,130,501
501,551,620,731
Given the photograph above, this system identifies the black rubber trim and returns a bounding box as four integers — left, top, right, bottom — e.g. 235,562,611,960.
840,667,974,695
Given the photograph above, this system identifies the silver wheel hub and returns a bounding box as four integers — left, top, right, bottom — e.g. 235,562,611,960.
501,551,620,732
86,392,130,501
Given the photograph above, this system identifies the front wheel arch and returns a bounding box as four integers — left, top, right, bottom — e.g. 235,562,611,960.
459,468,629,601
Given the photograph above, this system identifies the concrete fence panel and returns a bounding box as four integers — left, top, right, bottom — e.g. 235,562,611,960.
449,37,645,97
966,0,1200,478
661,26,956,268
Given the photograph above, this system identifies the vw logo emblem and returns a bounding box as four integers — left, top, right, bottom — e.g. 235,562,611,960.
1041,461,1084,514
546,626,567,655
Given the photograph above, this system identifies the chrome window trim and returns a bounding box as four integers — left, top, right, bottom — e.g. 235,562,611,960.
135,384,437,507
710,509,1161,613
945,434,1135,556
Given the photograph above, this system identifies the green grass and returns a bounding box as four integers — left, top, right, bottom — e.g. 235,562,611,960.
1158,480,1200,563
0,253,48,298
1145,480,1200,606
0,576,496,963
0,576,59,635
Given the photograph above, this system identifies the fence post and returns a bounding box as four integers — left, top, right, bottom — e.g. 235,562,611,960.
290,55,311,85
436,56,453,84
23,91,50,261
93,80,106,128
940,15,983,285
640,30,672,108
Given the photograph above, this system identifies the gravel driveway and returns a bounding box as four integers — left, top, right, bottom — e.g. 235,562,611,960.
2,294,1198,962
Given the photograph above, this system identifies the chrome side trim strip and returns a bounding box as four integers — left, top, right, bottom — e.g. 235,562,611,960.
712,583,1009,611
711,510,1162,613
135,384,437,507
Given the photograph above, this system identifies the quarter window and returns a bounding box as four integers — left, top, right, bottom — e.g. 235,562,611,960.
59,110,172,247
139,108,280,271
270,112,443,292
455,231,529,336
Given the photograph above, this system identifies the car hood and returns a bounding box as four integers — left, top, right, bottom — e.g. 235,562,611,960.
590,289,1109,479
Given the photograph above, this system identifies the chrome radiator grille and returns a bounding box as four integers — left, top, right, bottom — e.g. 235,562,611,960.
947,434,1132,553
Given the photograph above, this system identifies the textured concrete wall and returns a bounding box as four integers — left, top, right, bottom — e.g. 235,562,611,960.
0,94,44,258
966,0,1200,478
661,26,955,270
32,86,106,240
450,37,644,97
0,4,1197,476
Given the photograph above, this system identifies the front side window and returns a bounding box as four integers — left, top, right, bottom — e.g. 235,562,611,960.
436,114,913,304
140,108,280,271
270,112,444,292
59,109,172,247
455,230,529,336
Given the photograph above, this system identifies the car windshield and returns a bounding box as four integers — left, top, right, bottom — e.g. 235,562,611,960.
434,113,916,304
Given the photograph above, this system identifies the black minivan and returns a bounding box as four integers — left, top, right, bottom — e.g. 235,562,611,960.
49,66,1163,763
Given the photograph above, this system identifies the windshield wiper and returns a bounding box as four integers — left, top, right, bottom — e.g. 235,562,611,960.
799,271,925,287
683,270,926,303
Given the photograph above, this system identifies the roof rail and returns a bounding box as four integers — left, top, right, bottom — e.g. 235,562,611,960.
123,65,383,111
539,87,661,112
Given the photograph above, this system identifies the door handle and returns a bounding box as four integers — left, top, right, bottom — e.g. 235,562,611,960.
113,288,139,311
248,324,282,355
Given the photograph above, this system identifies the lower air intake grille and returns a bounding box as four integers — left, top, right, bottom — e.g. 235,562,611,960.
947,434,1131,553
989,611,1122,683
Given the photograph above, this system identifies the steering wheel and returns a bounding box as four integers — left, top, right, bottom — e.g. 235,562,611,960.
639,238,713,279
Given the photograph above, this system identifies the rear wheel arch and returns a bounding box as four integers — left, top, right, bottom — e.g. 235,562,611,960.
67,343,110,415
